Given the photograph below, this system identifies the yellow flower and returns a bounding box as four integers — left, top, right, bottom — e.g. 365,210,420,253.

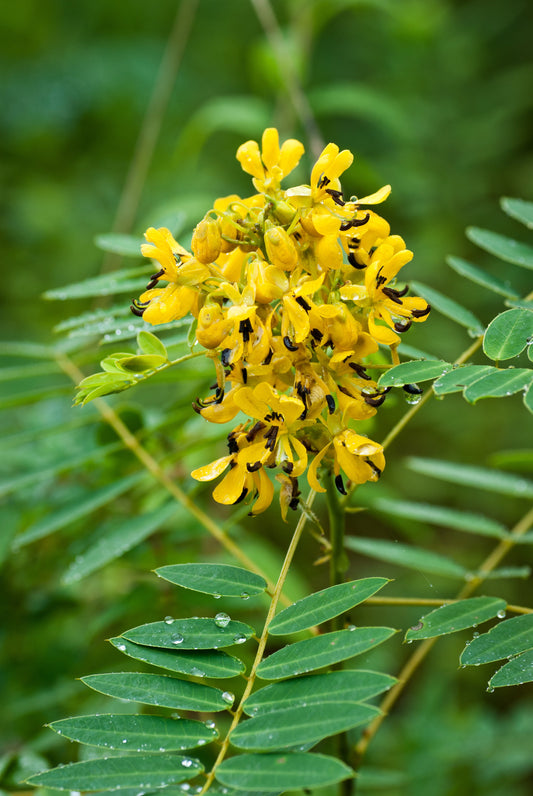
236,128,304,194
132,227,210,324
191,444,274,515
308,429,385,494
232,382,308,476
340,238,430,345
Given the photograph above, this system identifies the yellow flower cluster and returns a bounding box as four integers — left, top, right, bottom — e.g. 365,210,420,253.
132,129,430,518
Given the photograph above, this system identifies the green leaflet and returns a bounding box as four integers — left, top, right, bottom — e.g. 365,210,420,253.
216,752,352,792
345,536,468,579
378,360,452,388
433,365,497,395
61,501,180,584
13,472,145,549
366,497,508,538
410,281,484,335
483,308,533,360
155,562,267,597
256,627,396,680
268,577,389,635
109,637,245,679
243,670,396,716
137,330,168,358
488,648,533,688
406,457,533,498
26,754,202,791
462,368,532,404
49,713,218,750
501,197,533,229
467,226,533,270
231,700,380,750
446,255,519,299
405,597,507,641
460,614,533,665
122,617,255,650
81,672,234,712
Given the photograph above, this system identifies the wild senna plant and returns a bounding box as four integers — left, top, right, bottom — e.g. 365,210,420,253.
24,131,533,796
121,128,429,517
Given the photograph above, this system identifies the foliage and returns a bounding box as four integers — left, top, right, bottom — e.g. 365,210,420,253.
2,1,533,796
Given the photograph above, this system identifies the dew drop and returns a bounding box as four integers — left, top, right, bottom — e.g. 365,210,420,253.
181,759,193,768
233,633,247,644
190,667,206,678
497,609,507,619
404,393,422,405
240,591,250,600
214,612,231,628
197,738,207,746
213,593,222,600
122,738,128,744
164,616,175,625
472,631,480,638
222,691,235,705
348,624,357,631
116,643,127,652
205,719,216,729
171,633,184,645
487,687,495,693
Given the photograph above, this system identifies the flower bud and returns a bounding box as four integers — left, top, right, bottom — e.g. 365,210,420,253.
264,226,298,271
191,218,222,264
196,305,230,349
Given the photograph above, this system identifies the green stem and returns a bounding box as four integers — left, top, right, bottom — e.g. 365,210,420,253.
327,471,347,605
326,473,354,796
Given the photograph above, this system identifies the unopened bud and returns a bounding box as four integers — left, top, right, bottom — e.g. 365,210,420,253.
191,218,222,264
264,226,298,271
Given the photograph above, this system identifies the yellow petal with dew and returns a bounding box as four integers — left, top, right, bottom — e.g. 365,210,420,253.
357,184,391,205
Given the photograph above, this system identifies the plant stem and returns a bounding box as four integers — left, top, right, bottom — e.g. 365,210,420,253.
199,491,315,794
365,596,533,614
327,471,347,598
325,473,355,796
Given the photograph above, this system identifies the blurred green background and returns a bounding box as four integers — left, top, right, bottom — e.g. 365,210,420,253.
1,1,532,794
